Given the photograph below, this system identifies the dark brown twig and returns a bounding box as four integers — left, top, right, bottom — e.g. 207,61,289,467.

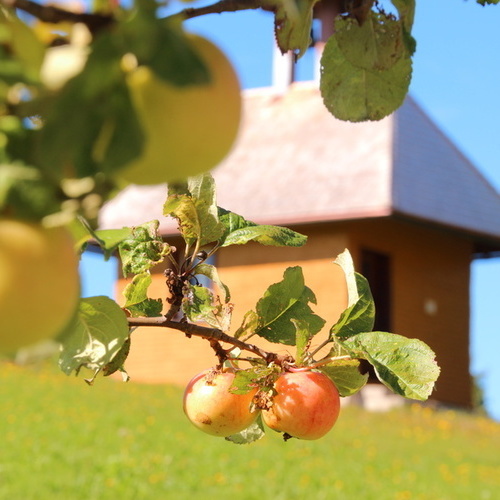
181,0,270,21
126,315,292,366
2,0,113,33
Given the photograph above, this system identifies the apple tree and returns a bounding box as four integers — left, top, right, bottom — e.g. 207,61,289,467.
2,0,494,443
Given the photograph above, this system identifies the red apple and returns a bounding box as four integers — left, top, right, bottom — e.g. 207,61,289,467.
183,368,259,437
262,370,340,440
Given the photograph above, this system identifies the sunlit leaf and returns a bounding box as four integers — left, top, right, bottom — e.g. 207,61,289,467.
182,283,231,331
330,270,375,342
250,267,325,345
230,365,278,395
225,416,265,444
94,227,133,257
164,174,224,246
218,207,307,248
59,296,129,376
262,0,320,58
319,359,368,397
341,331,440,400
293,318,311,366
234,309,259,339
118,220,171,275
122,272,163,317
193,262,231,302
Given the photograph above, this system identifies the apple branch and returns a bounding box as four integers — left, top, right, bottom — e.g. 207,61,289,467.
181,0,270,20
126,315,292,366
1,0,113,33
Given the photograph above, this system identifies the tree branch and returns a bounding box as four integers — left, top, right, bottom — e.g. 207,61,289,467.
2,0,113,33
127,316,292,366
181,0,271,21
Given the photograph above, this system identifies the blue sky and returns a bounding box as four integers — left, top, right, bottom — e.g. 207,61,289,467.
82,1,500,419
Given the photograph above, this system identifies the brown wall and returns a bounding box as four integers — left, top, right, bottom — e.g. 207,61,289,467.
348,218,473,408
119,218,474,408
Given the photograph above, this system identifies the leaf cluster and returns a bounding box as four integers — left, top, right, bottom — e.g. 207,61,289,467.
0,0,210,226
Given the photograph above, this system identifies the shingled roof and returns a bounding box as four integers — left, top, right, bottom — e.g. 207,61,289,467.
100,82,500,251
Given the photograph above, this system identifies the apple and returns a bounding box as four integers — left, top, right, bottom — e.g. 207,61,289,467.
262,370,341,440
183,368,259,437
121,34,242,185
0,219,80,353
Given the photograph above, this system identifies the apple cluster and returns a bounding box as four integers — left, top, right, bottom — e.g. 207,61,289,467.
183,367,341,441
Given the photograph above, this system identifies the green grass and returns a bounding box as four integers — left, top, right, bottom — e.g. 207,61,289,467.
1,361,499,500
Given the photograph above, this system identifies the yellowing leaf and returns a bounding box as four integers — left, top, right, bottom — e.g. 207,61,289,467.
263,0,320,58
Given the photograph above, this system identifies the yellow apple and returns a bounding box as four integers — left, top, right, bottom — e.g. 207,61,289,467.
121,34,241,185
0,219,80,353
183,368,259,437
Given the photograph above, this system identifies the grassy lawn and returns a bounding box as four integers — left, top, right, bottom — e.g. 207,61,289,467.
1,361,499,500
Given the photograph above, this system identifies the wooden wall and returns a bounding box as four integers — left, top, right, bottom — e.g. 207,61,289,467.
348,218,473,408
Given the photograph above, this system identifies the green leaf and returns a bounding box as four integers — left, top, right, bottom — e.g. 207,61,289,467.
234,310,259,339
122,0,209,86
390,0,417,54
163,174,224,246
93,227,133,257
250,267,326,345
102,336,131,378
293,318,312,366
225,416,265,445
230,365,279,395
334,249,359,307
320,17,412,122
118,220,171,276
330,272,374,340
38,32,144,178
331,254,375,341
73,218,133,257
218,207,307,248
319,360,368,397
0,8,44,85
223,224,307,248
5,9,45,80
59,296,129,376
0,115,38,167
193,262,231,302
262,0,321,58
122,272,163,317
335,14,405,71
0,164,60,221
182,283,232,331
341,331,440,401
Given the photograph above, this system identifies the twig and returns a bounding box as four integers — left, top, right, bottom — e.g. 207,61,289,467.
181,0,270,21
127,316,292,366
288,355,353,372
2,0,113,34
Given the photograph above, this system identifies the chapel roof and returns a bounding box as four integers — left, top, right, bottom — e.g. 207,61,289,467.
99,82,500,252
